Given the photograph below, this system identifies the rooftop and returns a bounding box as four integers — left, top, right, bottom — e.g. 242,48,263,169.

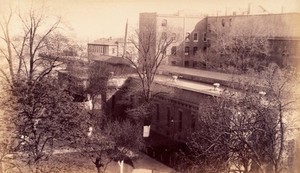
88,37,124,46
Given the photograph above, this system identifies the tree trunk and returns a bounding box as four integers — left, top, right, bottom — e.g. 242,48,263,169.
94,157,103,173
118,160,124,173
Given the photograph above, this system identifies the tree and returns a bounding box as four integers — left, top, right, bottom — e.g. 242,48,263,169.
125,21,175,124
197,17,271,73
12,77,89,173
179,65,299,173
0,2,16,86
76,118,144,173
0,2,63,86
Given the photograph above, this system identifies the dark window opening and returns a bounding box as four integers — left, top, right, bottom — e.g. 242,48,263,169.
178,110,183,132
171,46,176,55
193,61,197,68
130,95,134,104
191,113,196,132
184,61,189,67
203,33,207,41
171,61,176,65
185,46,189,56
203,46,207,52
193,47,198,55
193,33,198,41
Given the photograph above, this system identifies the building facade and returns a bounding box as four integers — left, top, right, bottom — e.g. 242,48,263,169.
139,12,205,66
140,12,300,69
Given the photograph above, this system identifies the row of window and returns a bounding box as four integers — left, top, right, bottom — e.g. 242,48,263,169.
161,32,177,40
170,45,209,56
89,45,106,54
185,46,198,56
185,32,198,42
155,104,197,133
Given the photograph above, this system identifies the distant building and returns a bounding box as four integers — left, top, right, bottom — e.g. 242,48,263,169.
87,37,136,62
140,12,300,68
139,12,205,66
183,12,300,68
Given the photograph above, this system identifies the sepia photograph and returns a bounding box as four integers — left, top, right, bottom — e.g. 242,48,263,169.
0,0,300,172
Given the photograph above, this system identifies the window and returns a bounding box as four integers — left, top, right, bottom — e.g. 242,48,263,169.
178,110,183,132
184,61,189,67
221,19,225,27
185,46,189,56
171,46,176,55
185,32,190,41
167,107,171,127
156,104,160,121
162,19,167,27
203,33,207,41
193,33,198,41
208,24,211,32
112,48,115,54
193,61,197,68
130,95,134,104
193,47,198,55
191,112,196,132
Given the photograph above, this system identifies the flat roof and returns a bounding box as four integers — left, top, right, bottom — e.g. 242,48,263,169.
154,74,225,97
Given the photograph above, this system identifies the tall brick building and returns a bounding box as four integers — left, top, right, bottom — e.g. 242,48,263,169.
140,12,300,68
139,12,205,66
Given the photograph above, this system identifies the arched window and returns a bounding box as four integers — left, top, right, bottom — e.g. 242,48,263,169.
185,32,190,41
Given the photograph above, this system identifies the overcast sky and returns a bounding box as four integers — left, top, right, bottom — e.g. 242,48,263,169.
1,0,300,42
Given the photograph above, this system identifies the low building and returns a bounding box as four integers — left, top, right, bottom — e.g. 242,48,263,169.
87,37,137,62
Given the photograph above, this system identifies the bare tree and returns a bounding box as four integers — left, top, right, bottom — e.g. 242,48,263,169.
197,17,272,73
0,3,16,86
125,22,175,123
180,65,299,173
0,3,63,86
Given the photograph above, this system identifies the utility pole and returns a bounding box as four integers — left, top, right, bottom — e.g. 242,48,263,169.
122,19,128,58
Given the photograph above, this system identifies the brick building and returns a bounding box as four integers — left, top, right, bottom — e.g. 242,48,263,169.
140,12,300,68
139,12,205,66
183,12,300,68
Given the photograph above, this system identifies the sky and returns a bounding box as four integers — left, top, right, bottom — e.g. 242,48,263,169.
1,0,300,42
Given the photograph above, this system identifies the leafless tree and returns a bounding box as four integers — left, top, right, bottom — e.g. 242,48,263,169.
180,65,299,173
124,23,175,123
0,3,16,86
0,3,63,86
197,17,272,73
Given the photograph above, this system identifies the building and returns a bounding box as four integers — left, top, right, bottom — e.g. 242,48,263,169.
87,37,137,63
183,12,300,68
139,11,205,66
140,12,300,69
